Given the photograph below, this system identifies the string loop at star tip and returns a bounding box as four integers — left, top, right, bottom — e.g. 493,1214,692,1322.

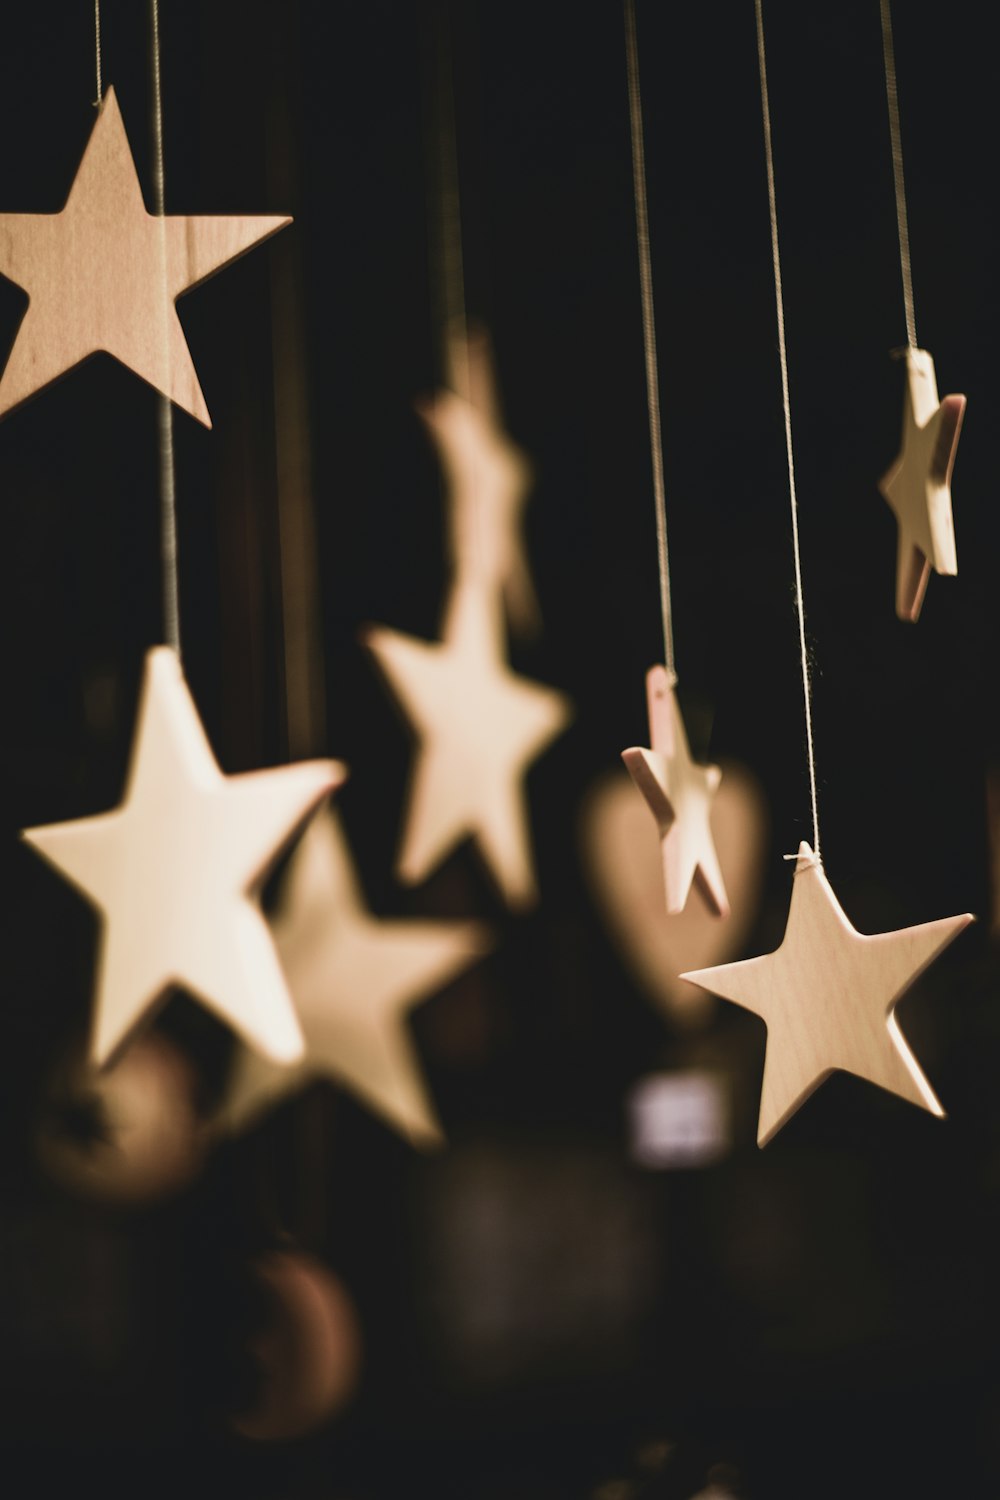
782,845,820,870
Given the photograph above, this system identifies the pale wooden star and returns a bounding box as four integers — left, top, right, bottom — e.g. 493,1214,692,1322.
879,347,965,621
22,647,344,1067
0,86,289,426
682,843,973,1145
622,665,729,918
364,581,571,909
427,325,539,635
222,804,493,1146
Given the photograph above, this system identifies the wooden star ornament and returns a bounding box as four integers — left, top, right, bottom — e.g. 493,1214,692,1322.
0,87,290,425
22,647,344,1067
622,665,729,918
879,347,966,621
364,582,571,909
682,843,973,1145
223,804,492,1145
426,326,540,635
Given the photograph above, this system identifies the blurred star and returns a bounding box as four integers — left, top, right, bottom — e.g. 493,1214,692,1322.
365,582,570,908
224,804,491,1145
425,325,540,635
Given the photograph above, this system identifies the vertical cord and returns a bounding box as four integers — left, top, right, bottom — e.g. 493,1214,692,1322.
623,0,675,684
150,0,181,656
755,0,821,859
94,2,103,107
431,3,470,400
880,0,917,350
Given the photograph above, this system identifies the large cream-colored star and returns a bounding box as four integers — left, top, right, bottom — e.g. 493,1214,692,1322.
682,843,972,1145
622,665,729,917
22,647,344,1067
879,347,965,622
222,804,492,1145
0,87,289,425
364,582,571,908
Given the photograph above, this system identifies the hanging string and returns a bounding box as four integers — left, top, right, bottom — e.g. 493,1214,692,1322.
150,0,181,656
879,0,917,350
427,3,470,401
754,0,821,859
623,0,675,684
94,2,103,107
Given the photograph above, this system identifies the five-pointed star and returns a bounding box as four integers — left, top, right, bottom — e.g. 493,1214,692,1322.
222,804,492,1145
423,327,539,635
0,87,290,425
682,843,973,1145
22,647,344,1068
364,581,571,908
879,346,966,622
621,665,729,917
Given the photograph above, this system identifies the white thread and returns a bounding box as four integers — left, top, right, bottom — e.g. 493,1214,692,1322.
755,0,820,860
94,2,103,107
624,0,675,682
880,0,917,350
150,0,180,656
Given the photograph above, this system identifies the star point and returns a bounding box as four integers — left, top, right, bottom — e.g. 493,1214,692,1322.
622,665,729,918
879,347,965,622
22,646,345,1068
0,86,290,424
681,843,973,1145
222,804,492,1146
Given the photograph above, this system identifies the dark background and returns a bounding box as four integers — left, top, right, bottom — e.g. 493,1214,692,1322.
1,2,999,1497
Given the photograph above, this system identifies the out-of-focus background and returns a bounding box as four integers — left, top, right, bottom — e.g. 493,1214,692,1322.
2,2,1000,1497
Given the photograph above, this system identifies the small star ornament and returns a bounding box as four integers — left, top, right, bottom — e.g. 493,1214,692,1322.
879,347,966,621
682,843,973,1145
223,804,492,1145
0,87,289,425
22,647,344,1067
364,581,571,908
622,665,729,917
581,760,767,1027
426,326,539,634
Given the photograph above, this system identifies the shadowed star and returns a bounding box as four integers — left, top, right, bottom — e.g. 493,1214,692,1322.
879,347,965,621
622,665,729,917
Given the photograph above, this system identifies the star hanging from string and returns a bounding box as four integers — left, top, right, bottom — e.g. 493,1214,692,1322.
879,347,965,622
364,582,571,909
0,86,289,425
682,843,973,1145
22,647,344,1068
427,325,540,636
621,665,729,918
222,804,492,1145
